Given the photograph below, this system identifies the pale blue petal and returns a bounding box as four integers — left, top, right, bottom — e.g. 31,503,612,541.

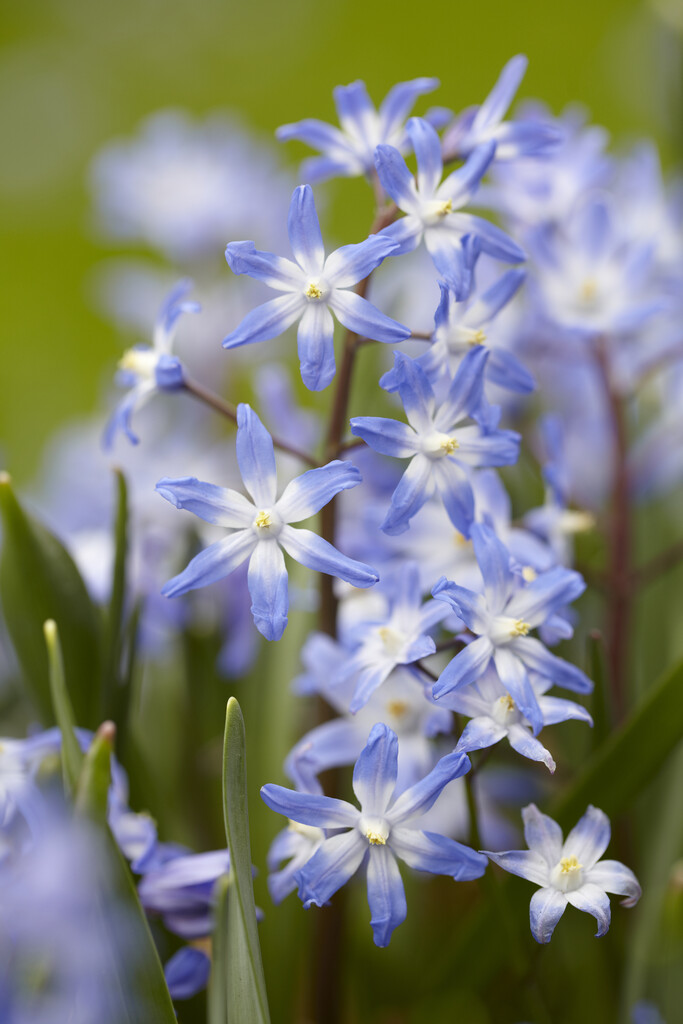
389,750,471,824
297,302,336,391
161,531,256,598
507,724,556,772
224,240,303,290
391,352,437,433
391,827,488,879
276,461,361,523
164,947,210,1000
432,636,493,698
406,117,443,196
437,141,496,205
455,716,507,753
379,78,440,138
378,215,423,256
334,80,375,145
324,234,398,288
522,803,564,866
349,416,420,457
278,524,379,588
349,663,398,714
506,567,586,626
329,290,410,344
300,153,359,182
471,522,515,615
450,425,521,468
566,883,611,936
381,454,435,536
276,117,349,152
236,403,278,506
529,886,568,943
155,477,254,527
297,830,367,907
487,348,535,393
538,695,593,727
472,55,528,131
366,845,407,947
248,540,288,641
484,849,551,887
260,784,359,828
562,805,611,869
493,648,543,735
288,185,325,275
374,144,419,211
450,212,526,263
466,268,526,325
223,292,304,348
585,860,641,906
352,723,398,815
432,457,476,537
285,719,364,794
433,346,488,430
431,578,488,633
423,227,470,287
511,637,593,694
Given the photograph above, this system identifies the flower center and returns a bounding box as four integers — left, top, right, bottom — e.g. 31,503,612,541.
552,854,584,892
521,566,537,582
579,278,598,305
386,699,409,718
510,619,530,637
378,626,405,657
118,346,157,379
436,199,453,217
360,817,390,846
254,510,272,529
492,693,521,726
304,282,324,301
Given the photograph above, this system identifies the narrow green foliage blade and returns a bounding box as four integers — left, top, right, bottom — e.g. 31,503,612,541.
75,721,116,821
221,697,271,1024
43,618,83,795
103,468,129,718
209,875,231,1024
0,473,102,725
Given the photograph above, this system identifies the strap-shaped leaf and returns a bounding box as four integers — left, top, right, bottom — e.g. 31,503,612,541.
220,697,270,1024
209,875,231,1024
44,618,83,795
0,473,101,725
103,468,129,719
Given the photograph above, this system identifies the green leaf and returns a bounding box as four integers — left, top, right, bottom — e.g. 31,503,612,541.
76,721,116,821
209,875,231,1024
220,697,270,1024
551,652,683,828
43,618,83,795
0,473,102,726
103,468,129,718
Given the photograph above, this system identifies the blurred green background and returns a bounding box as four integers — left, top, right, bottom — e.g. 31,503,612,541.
0,0,681,483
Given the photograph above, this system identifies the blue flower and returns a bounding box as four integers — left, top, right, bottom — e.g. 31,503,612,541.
483,804,641,943
276,78,446,182
431,523,591,733
351,350,520,537
223,185,409,391
157,404,378,640
261,723,487,946
441,55,561,162
374,117,525,286
138,848,230,939
104,279,199,448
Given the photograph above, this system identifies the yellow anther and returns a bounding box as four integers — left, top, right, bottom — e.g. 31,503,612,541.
522,566,537,583
559,855,582,875
305,282,323,300
386,699,409,718
509,619,530,637
470,329,487,346
437,199,453,217
501,694,516,713
454,531,469,547
580,278,597,303
366,831,387,846
440,437,460,455
254,510,272,529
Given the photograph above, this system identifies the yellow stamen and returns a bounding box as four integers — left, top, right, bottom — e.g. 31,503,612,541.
580,278,597,303
522,566,537,583
469,329,487,346
386,699,409,718
437,199,453,217
509,619,530,637
440,437,460,455
501,694,515,713
366,831,387,846
559,855,582,874
254,510,272,529
305,282,323,300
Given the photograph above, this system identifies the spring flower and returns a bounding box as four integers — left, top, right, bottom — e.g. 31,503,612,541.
262,723,487,946
375,117,525,287
351,349,520,537
431,523,590,732
157,404,378,640
104,279,199,449
223,185,409,391
276,77,445,182
484,804,641,942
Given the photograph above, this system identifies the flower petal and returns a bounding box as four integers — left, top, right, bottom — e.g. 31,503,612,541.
324,234,398,288
389,750,471,824
349,416,420,457
529,886,568,943
288,185,325,275
276,461,361,523
161,531,256,598
484,849,551,888
472,55,528,132
431,578,489,634
374,144,419,211
224,240,304,291
438,141,496,206
432,457,475,537
433,345,488,430
391,827,488,879
236,403,278,506
492,648,543,735
352,723,399,816
562,805,611,870
247,540,289,641
155,477,255,528
471,522,515,616
379,77,440,139
522,804,564,866
297,302,336,391
432,635,493,699
223,292,304,348
406,117,443,196
585,860,641,907
450,212,526,263
260,784,359,828
506,566,586,627
366,845,407,947
164,947,211,1000
455,715,507,754
381,454,435,536
507,723,556,772
566,883,611,937
329,290,410,344
511,636,593,694
278,525,378,588
297,830,367,907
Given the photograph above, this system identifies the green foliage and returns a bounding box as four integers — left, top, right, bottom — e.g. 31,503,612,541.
44,617,84,794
